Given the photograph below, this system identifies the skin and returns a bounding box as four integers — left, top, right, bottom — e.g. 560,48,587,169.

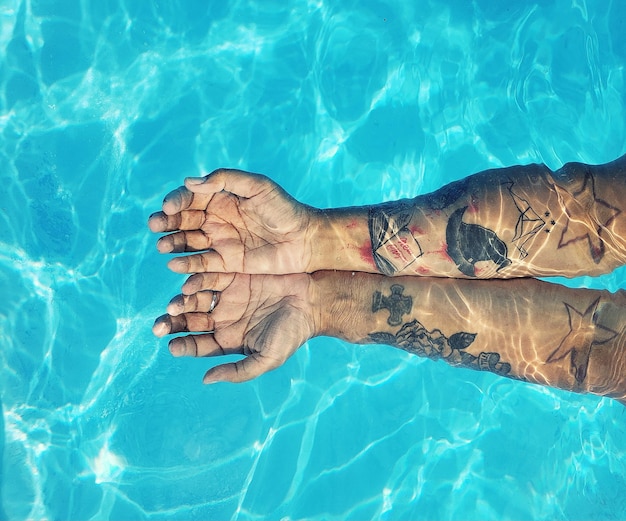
152,271,626,404
148,156,626,278
149,154,626,402
153,272,314,383
148,170,315,274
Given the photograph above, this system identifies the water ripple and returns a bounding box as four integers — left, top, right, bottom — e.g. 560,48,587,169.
1,0,626,519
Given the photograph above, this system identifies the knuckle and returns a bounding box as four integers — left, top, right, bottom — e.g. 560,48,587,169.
203,272,219,288
200,253,211,271
174,256,190,272
189,336,199,357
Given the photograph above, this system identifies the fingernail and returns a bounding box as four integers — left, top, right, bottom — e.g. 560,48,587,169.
162,194,181,215
157,237,173,253
148,213,163,232
167,258,186,273
203,374,219,384
185,177,204,186
169,339,184,357
152,319,168,337
167,295,184,315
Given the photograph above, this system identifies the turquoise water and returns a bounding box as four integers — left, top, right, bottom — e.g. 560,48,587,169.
2,0,626,519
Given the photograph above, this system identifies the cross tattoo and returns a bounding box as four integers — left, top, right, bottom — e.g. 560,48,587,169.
372,284,413,326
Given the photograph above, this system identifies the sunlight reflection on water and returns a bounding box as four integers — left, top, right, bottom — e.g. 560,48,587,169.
1,0,626,519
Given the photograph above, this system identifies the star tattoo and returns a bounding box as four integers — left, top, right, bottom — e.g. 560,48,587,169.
554,171,621,263
547,297,619,384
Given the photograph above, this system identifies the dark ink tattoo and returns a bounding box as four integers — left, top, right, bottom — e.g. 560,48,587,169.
504,181,547,259
372,284,412,326
547,297,618,384
445,206,512,277
554,171,621,264
368,201,423,275
369,319,512,376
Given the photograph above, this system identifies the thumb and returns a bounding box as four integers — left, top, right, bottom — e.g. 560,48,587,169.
185,169,271,199
203,352,283,384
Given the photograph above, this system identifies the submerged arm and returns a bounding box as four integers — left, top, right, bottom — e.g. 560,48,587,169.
152,155,626,278
314,271,626,403
309,155,626,278
155,270,626,404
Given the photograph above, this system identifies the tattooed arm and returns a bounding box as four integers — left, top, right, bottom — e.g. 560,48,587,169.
310,155,626,278
315,272,626,402
152,155,626,277
154,270,626,404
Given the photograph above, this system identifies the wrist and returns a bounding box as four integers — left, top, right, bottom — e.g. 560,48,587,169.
308,270,370,341
308,270,335,337
304,209,326,273
305,208,375,273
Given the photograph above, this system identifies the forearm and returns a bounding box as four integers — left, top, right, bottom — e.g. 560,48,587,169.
311,271,626,403
308,156,626,278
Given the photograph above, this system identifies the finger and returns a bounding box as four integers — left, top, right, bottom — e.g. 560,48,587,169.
167,291,219,315
157,231,212,253
168,251,229,274
148,210,206,233
203,352,282,383
162,186,212,215
152,313,216,337
168,334,244,357
182,272,236,295
185,169,270,199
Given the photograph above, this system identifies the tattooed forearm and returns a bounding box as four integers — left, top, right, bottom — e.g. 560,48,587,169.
338,271,626,402
368,200,423,275
356,158,626,280
369,319,512,377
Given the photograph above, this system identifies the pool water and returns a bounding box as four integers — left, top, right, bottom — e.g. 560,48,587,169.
2,0,626,519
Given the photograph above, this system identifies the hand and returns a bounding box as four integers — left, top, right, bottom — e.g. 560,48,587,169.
152,272,317,383
148,169,316,274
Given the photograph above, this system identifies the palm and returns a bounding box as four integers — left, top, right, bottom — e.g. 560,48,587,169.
149,170,313,274
201,189,310,273
153,273,315,382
